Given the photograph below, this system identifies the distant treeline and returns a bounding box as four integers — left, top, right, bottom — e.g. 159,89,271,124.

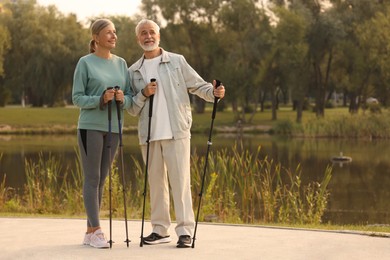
1,0,390,124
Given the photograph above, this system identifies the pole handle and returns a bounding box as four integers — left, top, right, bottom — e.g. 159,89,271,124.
212,80,221,119
106,86,114,121
149,78,156,118
114,86,121,121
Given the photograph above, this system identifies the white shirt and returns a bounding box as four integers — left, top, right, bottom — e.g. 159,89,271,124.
141,55,173,141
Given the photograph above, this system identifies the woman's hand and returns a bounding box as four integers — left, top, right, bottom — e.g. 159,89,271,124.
115,89,124,104
103,88,116,104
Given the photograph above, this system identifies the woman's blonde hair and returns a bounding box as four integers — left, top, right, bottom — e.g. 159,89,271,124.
89,18,113,53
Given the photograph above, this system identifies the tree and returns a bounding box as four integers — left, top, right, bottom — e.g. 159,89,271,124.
217,0,273,123
0,1,12,106
355,5,390,107
3,0,88,106
305,1,344,117
330,0,388,113
273,4,311,123
141,0,225,113
0,8,10,77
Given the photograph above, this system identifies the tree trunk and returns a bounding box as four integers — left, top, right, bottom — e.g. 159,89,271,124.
296,99,303,123
348,93,358,114
271,88,277,120
194,96,206,114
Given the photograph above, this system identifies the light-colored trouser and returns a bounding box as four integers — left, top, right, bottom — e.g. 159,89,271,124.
141,138,195,237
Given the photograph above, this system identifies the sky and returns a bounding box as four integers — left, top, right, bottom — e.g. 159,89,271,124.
37,0,142,23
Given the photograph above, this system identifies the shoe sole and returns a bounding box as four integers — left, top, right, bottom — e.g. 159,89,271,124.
177,242,191,248
90,244,109,249
90,241,109,249
143,237,172,245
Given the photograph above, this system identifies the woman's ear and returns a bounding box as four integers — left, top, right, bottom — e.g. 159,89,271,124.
93,34,99,44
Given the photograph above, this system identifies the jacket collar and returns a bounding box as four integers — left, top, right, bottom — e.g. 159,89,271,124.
135,48,170,71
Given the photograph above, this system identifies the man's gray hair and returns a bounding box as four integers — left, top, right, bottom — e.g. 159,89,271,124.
135,19,160,36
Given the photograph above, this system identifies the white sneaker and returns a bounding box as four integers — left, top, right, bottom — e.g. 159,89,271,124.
83,232,92,245
89,229,109,248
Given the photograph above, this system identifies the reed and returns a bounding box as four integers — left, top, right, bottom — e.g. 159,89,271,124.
68,154,151,220
24,152,65,214
0,154,22,212
124,156,150,219
0,146,332,225
0,173,7,209
61,148,84,215
0,154,4,205
191,144,332,225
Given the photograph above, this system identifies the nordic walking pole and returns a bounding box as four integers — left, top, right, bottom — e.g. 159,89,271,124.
140,78,156,247
107,87,114,248
114,86,131,247
192,79,221,249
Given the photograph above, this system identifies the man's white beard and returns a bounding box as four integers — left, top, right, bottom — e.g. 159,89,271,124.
140,40,160,52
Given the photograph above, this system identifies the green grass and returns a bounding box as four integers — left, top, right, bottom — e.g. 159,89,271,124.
0,107,82,127
2,105,387,138
0,105,352,134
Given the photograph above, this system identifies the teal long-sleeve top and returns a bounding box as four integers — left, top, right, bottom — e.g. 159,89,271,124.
72,53,133,133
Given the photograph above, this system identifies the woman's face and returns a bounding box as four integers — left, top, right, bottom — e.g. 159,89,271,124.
94,23,117,50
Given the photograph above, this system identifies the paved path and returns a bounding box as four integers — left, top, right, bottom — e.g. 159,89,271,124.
1,217,390,260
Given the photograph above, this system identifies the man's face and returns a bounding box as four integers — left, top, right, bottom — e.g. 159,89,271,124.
137,23,160,52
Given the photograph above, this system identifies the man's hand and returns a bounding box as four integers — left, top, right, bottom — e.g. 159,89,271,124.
142,81,157,97
213,80,225,99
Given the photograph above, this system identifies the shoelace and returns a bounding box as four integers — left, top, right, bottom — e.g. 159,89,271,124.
148,233,160,239
94,232,106,240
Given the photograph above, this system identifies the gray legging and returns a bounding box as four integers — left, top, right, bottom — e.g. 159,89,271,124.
77,129,119,228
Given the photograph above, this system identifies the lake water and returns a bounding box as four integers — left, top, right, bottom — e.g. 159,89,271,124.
1,133,389,226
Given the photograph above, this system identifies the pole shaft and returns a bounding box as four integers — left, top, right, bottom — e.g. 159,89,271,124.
140,79,155,247
107,100,113,248
192,80,221,248
115,95,130,247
